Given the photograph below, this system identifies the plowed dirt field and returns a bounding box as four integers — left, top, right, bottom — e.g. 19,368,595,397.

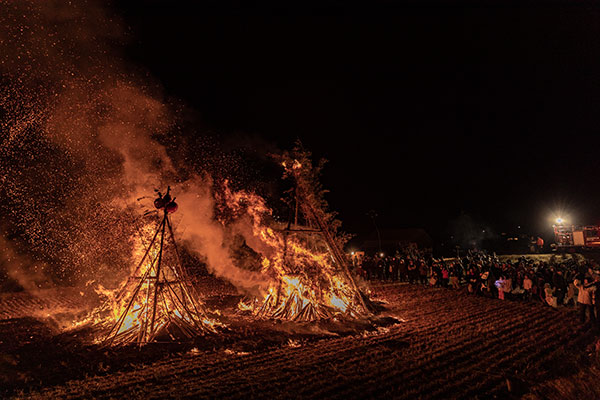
0,283,596,399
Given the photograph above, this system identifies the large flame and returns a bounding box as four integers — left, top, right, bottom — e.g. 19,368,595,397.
221,184,368,321
74,216,221,345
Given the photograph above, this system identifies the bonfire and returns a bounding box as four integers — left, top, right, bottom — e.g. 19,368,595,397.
226,148,371,321
83,188,220,346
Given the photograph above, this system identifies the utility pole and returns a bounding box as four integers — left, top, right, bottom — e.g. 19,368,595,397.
367,210,382,254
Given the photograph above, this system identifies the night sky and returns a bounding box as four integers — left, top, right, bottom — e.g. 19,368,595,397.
116,0,600,244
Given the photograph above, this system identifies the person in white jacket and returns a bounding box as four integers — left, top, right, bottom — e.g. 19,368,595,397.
544,283,557,308
574,278,596,323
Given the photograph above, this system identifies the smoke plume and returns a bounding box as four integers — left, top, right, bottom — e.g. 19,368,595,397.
0,1,268,292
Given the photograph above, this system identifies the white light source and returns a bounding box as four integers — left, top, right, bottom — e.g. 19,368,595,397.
556,217,564,224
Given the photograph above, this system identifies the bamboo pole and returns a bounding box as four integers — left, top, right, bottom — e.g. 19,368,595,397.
149,210,168,335
297,189,368,313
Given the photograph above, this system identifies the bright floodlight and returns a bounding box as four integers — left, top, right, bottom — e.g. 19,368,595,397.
556,217,564,224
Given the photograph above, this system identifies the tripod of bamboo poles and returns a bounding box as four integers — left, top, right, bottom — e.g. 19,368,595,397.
282,164,370,316
102,197,212,346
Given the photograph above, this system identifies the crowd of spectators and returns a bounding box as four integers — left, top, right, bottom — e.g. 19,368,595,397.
353,249,600,325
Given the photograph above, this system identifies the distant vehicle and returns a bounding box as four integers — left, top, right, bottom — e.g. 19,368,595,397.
553,225,600,249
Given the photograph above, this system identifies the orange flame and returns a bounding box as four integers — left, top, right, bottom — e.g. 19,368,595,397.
223,184,367,321
73,219,222,345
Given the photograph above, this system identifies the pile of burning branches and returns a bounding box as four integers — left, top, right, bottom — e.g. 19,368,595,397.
220,146,372,322
76,188,221,346
76,146,373,347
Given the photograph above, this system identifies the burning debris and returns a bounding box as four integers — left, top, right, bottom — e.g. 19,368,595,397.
82,188,221,346
223,148,372,322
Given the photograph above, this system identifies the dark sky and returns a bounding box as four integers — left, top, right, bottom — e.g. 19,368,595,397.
116,0,600,243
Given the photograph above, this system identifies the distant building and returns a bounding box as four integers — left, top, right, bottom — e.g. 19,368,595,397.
360,228,433,254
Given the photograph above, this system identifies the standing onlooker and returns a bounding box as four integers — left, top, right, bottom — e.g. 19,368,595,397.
544,283,558,308
536,236,544,253
495,276,506,300
376,256,385,281
523,274,533,300
441,264,449,288
419,260,428,285
467,268,477,294
575,278,596,324
564,281,577,307
587,274,600,326
449,266,460,289
399,258,408,282
390,257,399,282
408,259,418,284
553,270,567,305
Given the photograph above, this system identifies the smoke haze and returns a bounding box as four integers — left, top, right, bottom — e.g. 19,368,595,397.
0,1,270,292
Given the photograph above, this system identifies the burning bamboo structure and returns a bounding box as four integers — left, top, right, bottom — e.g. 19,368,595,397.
235,154,371,321
97,188,219,346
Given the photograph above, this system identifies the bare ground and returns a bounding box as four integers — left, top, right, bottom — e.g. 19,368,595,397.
0,282,598,399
